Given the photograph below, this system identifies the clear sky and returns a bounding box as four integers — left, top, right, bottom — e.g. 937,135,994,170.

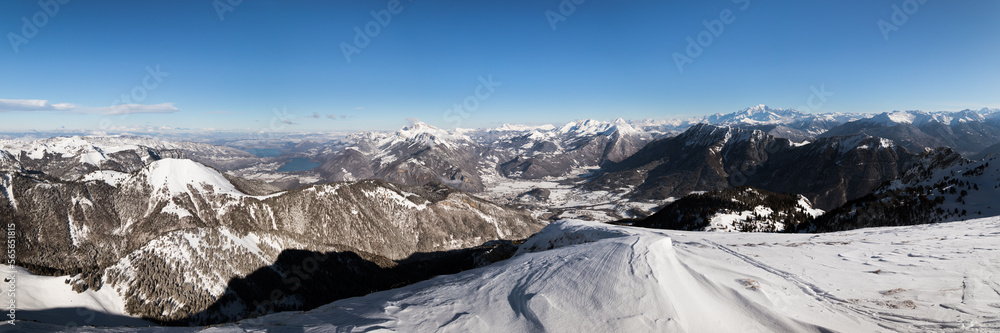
0,0,998,132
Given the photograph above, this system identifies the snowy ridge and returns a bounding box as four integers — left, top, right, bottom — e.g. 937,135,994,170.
344,122,473,155
556,118,640,137
701,104,806,125
137,159,243,197
978,107,1000,123
395,122,471,148
0,135,175,163
491,123,557,132
629,104,871,134
864,110,988,127
22,218,1000,332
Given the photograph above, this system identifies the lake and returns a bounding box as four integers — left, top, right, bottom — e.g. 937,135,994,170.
277,158,320,172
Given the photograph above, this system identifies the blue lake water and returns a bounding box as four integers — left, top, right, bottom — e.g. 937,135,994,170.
278,158,320,172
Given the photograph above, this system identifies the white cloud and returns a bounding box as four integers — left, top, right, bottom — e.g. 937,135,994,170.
0,98,179,116
90,103,179,115
0,99,76,112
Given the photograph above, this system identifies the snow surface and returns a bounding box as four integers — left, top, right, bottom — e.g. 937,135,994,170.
479,167,665,221
0,135,180,166
0,266,151,327
867,110,988,127
16,218,1000,332
81,170,130,187
141,159,242,197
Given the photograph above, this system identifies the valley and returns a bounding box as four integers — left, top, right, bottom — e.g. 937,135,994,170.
4,105,1000,330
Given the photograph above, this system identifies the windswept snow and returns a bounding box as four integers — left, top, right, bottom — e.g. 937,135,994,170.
18,218,1000,332
0,267,151,327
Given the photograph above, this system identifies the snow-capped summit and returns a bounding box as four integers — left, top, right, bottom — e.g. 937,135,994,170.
491,123,557,132
702,105,806,126
866,110,987,127
393,121,470,148
978,107,1000,115
557,119,640,137
609,117,641,136
134,158,244,197
558,119,602,135
0,135,142,162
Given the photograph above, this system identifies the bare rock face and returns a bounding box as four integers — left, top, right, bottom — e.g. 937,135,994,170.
0,158,543,323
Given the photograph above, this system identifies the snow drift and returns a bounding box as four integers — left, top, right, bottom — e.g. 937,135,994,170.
14,217,1000,332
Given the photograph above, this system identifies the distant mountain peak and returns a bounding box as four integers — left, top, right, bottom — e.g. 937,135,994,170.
699,105,806,126
741,104,772,113
866,110,987,127
557,119,640,137
492,123,556,132
393,122,470,148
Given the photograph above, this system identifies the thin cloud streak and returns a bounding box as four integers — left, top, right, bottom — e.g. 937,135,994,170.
0,98,179,115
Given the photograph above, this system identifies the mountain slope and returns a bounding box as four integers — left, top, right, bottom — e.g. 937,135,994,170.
17,218,1000,332
588,124,919,210
630,104,870,141
314,122,485,192
800,149,999,232
821,110,1000,155
0,158,543,323
635,187,823,232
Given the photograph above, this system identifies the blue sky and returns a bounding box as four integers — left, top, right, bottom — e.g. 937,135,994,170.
0,0,997,132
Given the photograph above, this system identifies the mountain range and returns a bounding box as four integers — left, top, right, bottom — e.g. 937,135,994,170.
5,104,1000,327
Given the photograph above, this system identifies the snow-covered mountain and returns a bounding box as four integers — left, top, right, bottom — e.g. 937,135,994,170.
9,104,1000,330
630,104,871,141
822,109,1000,155
487,118,651,180
0,135,264,182
1,157,542,323
312,119,652,192
802,148,1000,231
14,218,1000,332
312,121,484,191
587,124,918,210
636,187,824,232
